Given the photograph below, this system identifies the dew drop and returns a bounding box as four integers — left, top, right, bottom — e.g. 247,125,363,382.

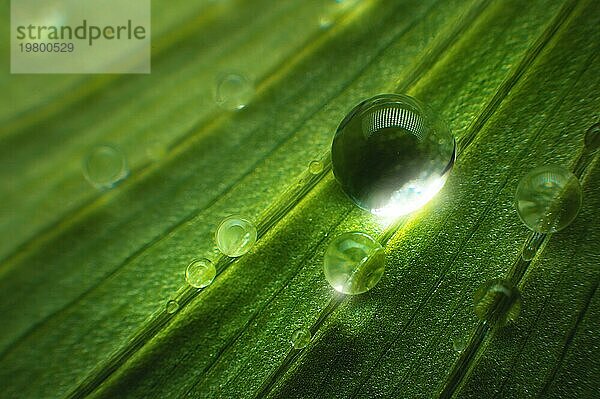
473,279,522,326
318,16,333,29
521,243,536,261
308,160,324,175
215,73,254,110
323,232,385,295
290,328,311,349
584,122,600,153
452,337,467,353
515,166,582,233
215,216,257,257
331,94,455,219
166,300,179,314
82,144,129,189
185,259,216,288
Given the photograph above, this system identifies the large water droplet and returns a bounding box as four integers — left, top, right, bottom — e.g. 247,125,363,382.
474,279,521,326
331,94,455,218
323,232,385,295
515,166,582,233
290,328,311,349
82,144,129,189
185,259,216,288
215,216,257,257
215,73,254,110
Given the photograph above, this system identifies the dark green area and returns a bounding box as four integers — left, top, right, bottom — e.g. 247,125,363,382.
0,0,598,398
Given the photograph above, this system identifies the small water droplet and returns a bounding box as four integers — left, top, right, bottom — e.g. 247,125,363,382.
290,328,311,349
82,144,129,189
323,232,385,295
515,166,582,233
319,16,333,29
185,259,216,288
215,73,254,110
166,300,179,314
521,242,536,261
331,94,455,219
308,160,324,175
215,216,257,257
473,279,521,326
452,337,467,353
584,122,600,153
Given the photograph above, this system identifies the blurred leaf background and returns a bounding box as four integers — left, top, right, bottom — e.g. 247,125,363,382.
0,0,599,398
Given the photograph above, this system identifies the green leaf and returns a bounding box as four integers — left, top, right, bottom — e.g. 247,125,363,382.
1,0,598,398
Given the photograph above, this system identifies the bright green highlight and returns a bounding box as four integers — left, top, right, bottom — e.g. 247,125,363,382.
515,165,582,233
185,259,216,289
215,216,257,257
323,232,385,295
